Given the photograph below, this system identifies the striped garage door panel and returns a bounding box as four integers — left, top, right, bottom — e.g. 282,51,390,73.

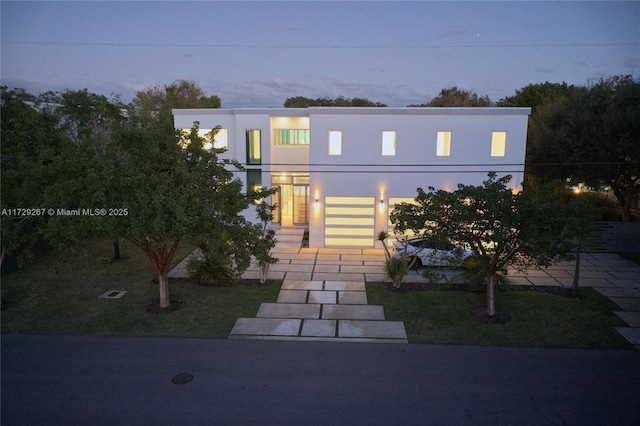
324,196,375,247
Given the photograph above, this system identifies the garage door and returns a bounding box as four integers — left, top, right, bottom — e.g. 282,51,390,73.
324,196,375,247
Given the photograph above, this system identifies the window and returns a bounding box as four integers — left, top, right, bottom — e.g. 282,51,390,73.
382,131,396,156
491,131,507,157
246,130,261,164
436,131,451,156
328,130,342,156
246,169,262,194
275,129,310,145
213,128,228,149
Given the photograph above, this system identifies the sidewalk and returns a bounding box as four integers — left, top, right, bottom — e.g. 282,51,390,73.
168,234,640,348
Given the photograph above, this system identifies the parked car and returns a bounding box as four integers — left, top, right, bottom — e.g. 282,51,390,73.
393,238,475,268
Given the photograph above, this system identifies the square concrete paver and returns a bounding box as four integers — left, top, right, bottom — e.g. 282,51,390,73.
281,280,324,290
615,311,640,327
257,303,320,319
615,327,640,345
594,288,640,298
230,318,301,336
301,319,336,337
308,290,337,304
338,291,367,304
277,290,308,303
313,273,364,282
609,297,640,311
338,320,407,339
322,304,385,320
324,281,366,291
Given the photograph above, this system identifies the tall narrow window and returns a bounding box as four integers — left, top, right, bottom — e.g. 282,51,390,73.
436,131,451,156
246,130,261,164
246,169,262,194
328,130,342,156
491,131,507,157
213,128,228,149
382,131,396,156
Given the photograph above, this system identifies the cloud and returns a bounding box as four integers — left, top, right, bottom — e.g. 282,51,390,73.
535,68,555,74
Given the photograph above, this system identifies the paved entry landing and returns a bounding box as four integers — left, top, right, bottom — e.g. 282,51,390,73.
229,280,408,343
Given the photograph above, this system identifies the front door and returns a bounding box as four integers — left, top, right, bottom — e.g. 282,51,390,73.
272,174,309,226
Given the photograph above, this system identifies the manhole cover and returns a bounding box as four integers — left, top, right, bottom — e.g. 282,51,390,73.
171,373,193,385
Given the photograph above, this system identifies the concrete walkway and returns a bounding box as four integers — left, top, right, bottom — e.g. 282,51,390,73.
168,230,640,348
229,279,408,343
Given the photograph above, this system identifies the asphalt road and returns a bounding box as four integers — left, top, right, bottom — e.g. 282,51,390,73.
2,335,640,425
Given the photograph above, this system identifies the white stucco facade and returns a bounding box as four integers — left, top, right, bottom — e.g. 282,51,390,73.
173,107,531,249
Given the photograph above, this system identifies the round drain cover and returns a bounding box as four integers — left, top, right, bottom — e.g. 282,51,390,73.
171,373,193,384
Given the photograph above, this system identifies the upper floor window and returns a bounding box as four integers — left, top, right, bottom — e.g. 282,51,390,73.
191,128,227,150
491,131,507,157
436,131,451,157
382,131,396,156
246,130,261,164
328,130,342,156
275,129,310,145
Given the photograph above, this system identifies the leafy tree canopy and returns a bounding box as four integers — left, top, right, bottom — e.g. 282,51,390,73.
284,96,386,107
409,87,493,107
133,79,221,111
391,172,572,316
0,87,65,266
527,75,640,221
498,81,576,113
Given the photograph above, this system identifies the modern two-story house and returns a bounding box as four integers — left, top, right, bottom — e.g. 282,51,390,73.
173,107,531,249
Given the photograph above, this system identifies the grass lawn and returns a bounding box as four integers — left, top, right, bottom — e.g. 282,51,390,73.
366,282,633,349
1,238,280,338
2,238,634,349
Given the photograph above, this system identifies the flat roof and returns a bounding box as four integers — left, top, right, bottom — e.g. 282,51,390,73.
172,107,531,116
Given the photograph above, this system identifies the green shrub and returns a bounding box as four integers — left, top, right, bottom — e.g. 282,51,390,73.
384,256,407,288
187,239,237,285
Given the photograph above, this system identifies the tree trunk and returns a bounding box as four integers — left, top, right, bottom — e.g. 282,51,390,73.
612,185,632,223
132,238,180,309
113,240,120,260
259,263,270,284
487,273,496,316
571,241,582,296
158,269,170,308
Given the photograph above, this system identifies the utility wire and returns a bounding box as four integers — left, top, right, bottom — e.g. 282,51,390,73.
5,41,638,49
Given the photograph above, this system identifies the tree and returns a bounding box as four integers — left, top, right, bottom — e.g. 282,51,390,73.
0,87,63,267
38,89,127,153
391,173,572,316
41,81,271,309
563,192,615,296
498,81,576,113
104,123,275,308
498,82,579,190
284,96,386,107
528,76,640,221
410,87,493,107
133,80,220,117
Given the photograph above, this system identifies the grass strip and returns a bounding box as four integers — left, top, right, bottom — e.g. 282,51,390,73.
366,282,632,349
1,239,280,338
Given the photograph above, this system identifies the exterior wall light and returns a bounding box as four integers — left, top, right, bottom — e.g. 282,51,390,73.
314,198,320,213
379,199,385,214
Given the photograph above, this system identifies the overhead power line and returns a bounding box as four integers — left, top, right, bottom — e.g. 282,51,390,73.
4,41,638,49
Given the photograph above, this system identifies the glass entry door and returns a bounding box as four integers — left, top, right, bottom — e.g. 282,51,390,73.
272,174,309,226
293,185,309,224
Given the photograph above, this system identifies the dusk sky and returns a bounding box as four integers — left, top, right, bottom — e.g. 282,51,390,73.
2,1,638,107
